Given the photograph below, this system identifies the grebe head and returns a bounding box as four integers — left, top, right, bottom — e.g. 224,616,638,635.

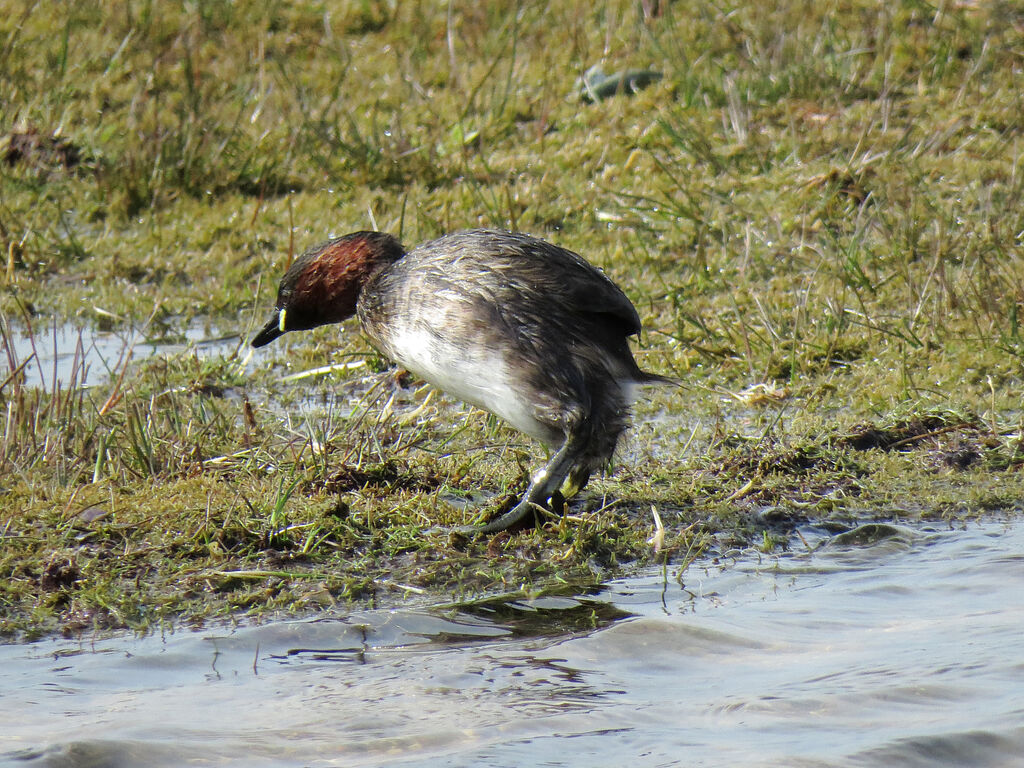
251,231,405,348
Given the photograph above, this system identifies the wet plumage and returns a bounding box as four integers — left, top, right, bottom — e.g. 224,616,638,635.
253,229,666,533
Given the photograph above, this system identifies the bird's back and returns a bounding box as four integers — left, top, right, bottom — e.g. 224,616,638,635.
405,229,642,338
357,229,654,443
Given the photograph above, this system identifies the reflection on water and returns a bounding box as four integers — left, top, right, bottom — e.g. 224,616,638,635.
0,319,240,390
3,519,1023,767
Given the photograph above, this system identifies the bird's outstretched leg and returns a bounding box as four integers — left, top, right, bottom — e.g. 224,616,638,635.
464,427,588,535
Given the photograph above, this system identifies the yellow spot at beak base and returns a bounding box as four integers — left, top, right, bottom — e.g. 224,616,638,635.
278,309,287,332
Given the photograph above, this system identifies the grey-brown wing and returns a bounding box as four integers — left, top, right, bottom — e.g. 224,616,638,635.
417,230,643,338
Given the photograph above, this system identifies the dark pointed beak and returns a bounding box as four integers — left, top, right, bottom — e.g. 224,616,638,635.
251,312,284,348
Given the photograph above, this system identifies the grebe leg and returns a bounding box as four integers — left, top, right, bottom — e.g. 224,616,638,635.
464,426,588,534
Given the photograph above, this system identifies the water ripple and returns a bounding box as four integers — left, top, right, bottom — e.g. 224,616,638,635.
3,518,1023,767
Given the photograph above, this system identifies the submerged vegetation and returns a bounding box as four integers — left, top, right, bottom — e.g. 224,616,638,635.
1,0,1022,638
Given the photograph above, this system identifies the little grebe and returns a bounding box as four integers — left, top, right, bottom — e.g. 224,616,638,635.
252,229,667,533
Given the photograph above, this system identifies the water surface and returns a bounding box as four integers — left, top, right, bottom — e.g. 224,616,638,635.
3,518,1022,767
1,319,239,390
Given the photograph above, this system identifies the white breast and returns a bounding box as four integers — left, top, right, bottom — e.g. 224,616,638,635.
382,323,559,445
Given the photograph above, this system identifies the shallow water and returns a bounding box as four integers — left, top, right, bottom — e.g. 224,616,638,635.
3,518,1023,767
1,319,240,390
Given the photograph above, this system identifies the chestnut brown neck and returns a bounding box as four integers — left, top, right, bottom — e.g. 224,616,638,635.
278,231,405,333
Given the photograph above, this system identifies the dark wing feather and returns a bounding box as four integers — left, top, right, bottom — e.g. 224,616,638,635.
412,230,643,337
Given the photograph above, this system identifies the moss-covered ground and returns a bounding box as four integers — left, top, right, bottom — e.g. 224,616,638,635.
1,0,1022,639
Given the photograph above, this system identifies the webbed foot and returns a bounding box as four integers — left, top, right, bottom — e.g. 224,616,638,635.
456,499,552,535
457,426,588,536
